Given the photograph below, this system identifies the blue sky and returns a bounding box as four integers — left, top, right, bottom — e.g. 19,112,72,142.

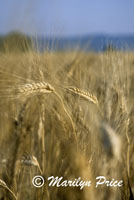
0,0,134,36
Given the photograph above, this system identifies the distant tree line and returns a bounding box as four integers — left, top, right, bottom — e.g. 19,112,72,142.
0,32,32,53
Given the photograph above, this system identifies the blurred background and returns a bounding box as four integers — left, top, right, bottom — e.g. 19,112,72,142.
0,0,134,51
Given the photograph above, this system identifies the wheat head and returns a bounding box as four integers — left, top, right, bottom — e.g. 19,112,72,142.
16,82,54,96
65,86,98,105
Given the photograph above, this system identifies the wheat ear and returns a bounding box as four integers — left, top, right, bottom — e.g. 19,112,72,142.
0,179,17,200
65,86,102,114
66,86,98,104
16,82,54,96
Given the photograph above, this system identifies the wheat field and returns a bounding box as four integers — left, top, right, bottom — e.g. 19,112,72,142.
0,50,134,200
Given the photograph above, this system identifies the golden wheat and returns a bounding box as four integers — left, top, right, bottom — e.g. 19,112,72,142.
16,82,54,96
0,51,133,199
65,86,98,105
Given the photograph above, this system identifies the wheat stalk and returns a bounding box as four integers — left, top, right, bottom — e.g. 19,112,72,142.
54,90,78,145
0,179,17,200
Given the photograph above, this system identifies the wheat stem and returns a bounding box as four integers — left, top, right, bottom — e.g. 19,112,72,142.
54,91,78,145
0,179,17,200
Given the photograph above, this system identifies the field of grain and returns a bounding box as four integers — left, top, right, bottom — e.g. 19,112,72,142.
0,50,134,200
